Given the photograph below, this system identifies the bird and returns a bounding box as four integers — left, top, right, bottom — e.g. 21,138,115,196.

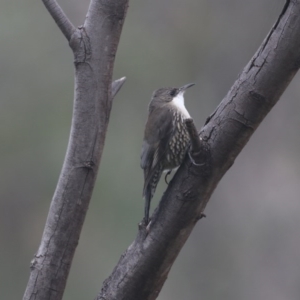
141,83,195,224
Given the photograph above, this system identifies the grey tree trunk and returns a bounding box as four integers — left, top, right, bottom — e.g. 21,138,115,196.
23,1,128,300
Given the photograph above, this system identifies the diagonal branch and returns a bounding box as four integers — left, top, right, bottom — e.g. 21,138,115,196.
41,0,76,41
97,1,300,299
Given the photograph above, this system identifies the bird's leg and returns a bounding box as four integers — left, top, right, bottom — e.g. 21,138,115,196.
164,170,172,184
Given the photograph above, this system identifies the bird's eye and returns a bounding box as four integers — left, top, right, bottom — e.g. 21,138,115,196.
170,89,177,97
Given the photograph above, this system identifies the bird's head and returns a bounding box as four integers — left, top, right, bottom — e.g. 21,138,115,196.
151,83,195,104
149,83,195,114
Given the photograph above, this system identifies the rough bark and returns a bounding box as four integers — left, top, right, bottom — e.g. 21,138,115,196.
97,1,300,299
23,1,128,300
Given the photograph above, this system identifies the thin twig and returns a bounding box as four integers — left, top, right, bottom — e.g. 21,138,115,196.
42,0,76,41
112,77,127,100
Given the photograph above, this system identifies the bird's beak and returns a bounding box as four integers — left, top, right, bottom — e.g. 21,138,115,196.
179,83,195,93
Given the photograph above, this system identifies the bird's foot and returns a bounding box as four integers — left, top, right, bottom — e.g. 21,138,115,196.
196,212,206,221
146,220,152,233
188,151,205,166
164,170,172,184
200,212,206,219
139,218,152,233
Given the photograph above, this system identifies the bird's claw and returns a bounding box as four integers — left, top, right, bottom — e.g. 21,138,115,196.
164,170,172,184
188,151,205,166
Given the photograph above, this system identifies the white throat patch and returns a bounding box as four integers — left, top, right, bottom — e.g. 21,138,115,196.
172,92,191,118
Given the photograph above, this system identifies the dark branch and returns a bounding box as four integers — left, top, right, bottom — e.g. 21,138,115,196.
97,1,300,299
41,0,76,41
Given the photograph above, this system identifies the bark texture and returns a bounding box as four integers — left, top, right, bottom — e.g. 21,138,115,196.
97,1,300,299
23,1,128,300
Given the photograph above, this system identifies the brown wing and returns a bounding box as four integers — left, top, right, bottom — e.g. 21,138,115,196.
141,107,174,193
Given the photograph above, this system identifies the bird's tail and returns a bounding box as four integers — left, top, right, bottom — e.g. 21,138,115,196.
143,168,162,224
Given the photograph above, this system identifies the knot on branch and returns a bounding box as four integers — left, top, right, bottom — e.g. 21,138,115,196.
69,27,92,64
83,160,95,169
249,90,266,102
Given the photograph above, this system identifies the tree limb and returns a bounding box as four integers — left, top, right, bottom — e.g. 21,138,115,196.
41,0,76,41
97,1,300,299
23,1,128,300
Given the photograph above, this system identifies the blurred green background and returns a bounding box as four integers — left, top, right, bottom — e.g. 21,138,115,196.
1,0,300,299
